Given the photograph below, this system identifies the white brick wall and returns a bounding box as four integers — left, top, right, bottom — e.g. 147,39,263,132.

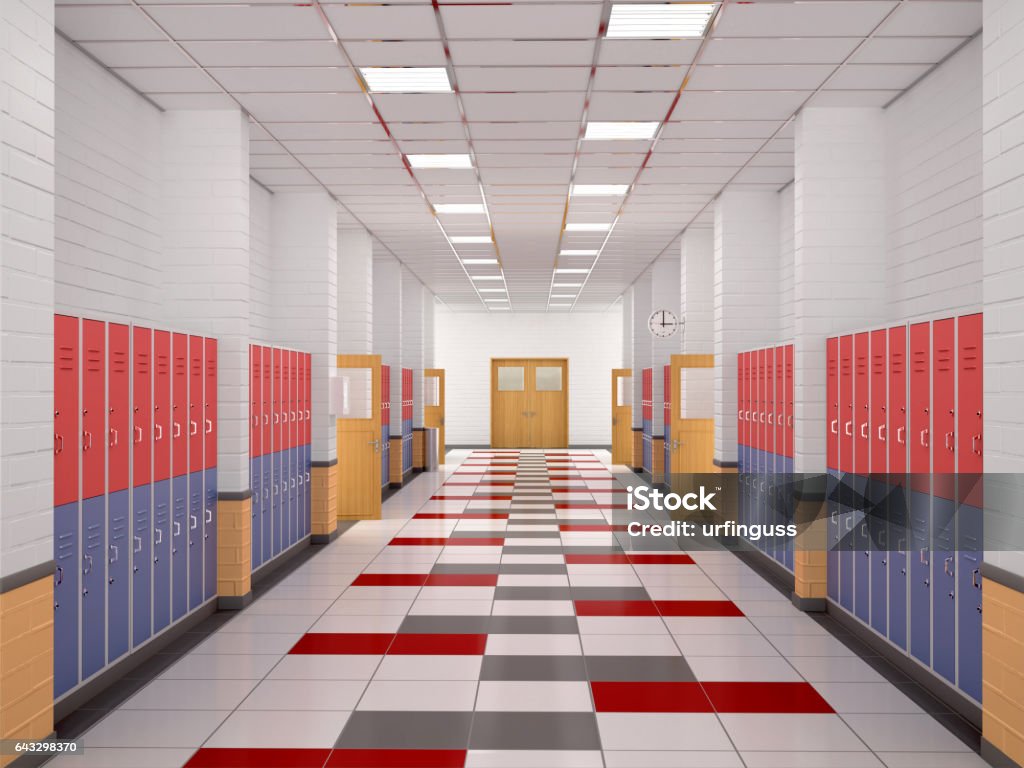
650,253,680,437
0,0,55,577
373,253,402,430
793,108,887,473
886,37,984,323
161,109,250,492
714,189,781,463
270,191,338,463
982,0,1024,576
680,227,714,355
401,269,425,426
54,37,161,325
423,295,435,369
778,186,795,341
631,272,652,430
621,290,633,370
249,183,273,342
338,227,373,355
435,307,622,445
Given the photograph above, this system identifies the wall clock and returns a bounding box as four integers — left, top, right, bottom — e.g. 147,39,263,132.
648,309,680,338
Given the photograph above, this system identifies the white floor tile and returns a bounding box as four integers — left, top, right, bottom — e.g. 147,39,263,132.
239,679,366,710
82,710,228,748
357,679,478,710
597,713,733,751
205,709,349,748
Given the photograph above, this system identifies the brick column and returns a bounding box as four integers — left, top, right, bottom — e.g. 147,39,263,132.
373,255,403,484
650,254,680,481
630,272,652,470
681,228,713,356
338,227,373,354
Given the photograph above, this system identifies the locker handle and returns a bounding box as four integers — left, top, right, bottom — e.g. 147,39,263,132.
919,549,929,565
134,426,144,443
264,414,269,425
190,514,197,530
878,425,887,442
54,433,63,455
83,553,93,574
109,428,119,447
844,421,852,437
944,556,953,576
305,472,310,482
83,430,93,450
205,509,212,524
776,411,783,425
972,434,982,455
155,528,163,545
973,568,980,589
109,544,119,564
173,521,181,536
55,565,63,586
945,431,955,452
155,424,163,441
264,487,269,499
830,420,838,434
896,426,906,445
291,411,296,422
767,414,774,425
190,420,198,436
134,536,142,553
305,409,310,420
206,418,213,434
274,413,280,424
860,423,868,439
291,478,296,489
788,415,793,427
173,422,181,438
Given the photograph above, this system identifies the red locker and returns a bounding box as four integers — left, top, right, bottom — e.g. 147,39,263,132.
54,315,80,507
933,318,956,500
296,352,305,447
869,329,887,474
854,332,869,475
108,323,130,494
189,336,204,474
290,350,299,450
250,346,261,459
741,352,749,449
171,333,188,478
755,349,764,453
957,314,983,506
133,328,152,487
889,326,908,475
774,346,785,455
283,350,292,451
82,319,106,500
273,348,283,451
827,337,839,470
784,345,794,459
839,335,854,474
909,322,931,486
205,338,217,470
737,353,745,449
765,348,775,456
261,347,272,454
154,331,171,483
305,353,312,445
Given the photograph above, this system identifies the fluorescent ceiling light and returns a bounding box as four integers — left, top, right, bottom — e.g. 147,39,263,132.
485,298,508,302
553,282,582,288
435,203,487,214
550,303,572,308
555,268,590,274
360,67,452,93
584,122,659,141
606,3,717,39
471,275,503,281
552,294,577,299
571,184,628,197
479,287,507,293
490,307,511,311
408,154,473,169
565,223,612,232
461,258,498,265
560,249,598,256
451,236,492,244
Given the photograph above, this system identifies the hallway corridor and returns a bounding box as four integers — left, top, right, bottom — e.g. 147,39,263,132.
45,451,985,768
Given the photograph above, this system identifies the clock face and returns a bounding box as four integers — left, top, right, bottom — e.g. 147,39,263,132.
648,309,680,338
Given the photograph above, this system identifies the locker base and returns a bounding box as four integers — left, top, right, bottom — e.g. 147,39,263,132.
388,467,414,489
981,738,1022,768
217,591,253,611
733,544,796,594
53,599,216,723
791,594,827,613
311,527,341,545
825,598,982,730
251,533,313,587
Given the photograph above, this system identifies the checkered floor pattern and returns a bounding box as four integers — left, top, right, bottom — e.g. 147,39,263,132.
53,450,985,768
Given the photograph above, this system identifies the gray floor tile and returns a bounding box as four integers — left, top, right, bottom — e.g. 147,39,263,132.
585,655,695,681
480,655,589,681
335,711,473,749
399,615,492,634
469,712,601,750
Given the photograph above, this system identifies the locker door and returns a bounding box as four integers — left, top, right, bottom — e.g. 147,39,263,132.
81,320,106,680
283,350,293,547
774,346,785,465
956,312,983,701
381,365,390,490
152,331,172,633
171,333,188,621
852,332,870,624
187,470,203,609
188,336,205,608
908,321,931,666
54,315,80,696
273,348,283,555
296,352,305,533
172,334,188,478
107,323,131,663
765,349,777,562
736,353,744,472
250,346,262,569
887,325,909,650
131,329,153,647
304,353,312,535
784,344,794,469
932,318,956,684
869,328,888,637
838,335,854,612
261,346,273,563
826,338,839,603
290,350,299,544
203,338,218,601
189,336,204,474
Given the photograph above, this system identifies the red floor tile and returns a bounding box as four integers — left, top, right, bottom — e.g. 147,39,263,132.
591,681,713,712
424,573,499,587
564,554,632,564
327,750,467,767
703,682,834,713
389,537,450,546
627,554,695,565
388,633,489,655
430,495,512,501
554,504,627,511
655,600,744,617
444,537,505,547
574,600,659,616
557,523,628,531
289,633,394,655
413,513,509,520
352,574,428,587
185,749,331,768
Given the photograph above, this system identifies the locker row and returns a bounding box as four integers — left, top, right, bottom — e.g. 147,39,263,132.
248,345,313,572
381,364,391,490
53,315,218,699
640,367,653,474
737,345,796,572
401,367,414,475
826,313,984,702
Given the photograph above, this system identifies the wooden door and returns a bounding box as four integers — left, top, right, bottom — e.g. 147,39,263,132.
491,358,568,448
668,354,717,475
611,368,632,464
336,354,382,519
424,368,445,459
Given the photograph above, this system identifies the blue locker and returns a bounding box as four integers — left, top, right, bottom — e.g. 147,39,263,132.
888,481,909,650
292,446,300,542
152,479,171,632
932,497,957,684
132,483,152,647
381,423,390,489
869,478,888,637
188,471,204,610
957,502,983,701
171,475,188,621
204,467,217,602
261,456,272,563
909,489,931,666
106,488,130,662
273,450,283,555
295,449,305,542
288,447,297,547
838,476,854,613
81,495,106,680
304,443,312,536
852,475,870,625
251,457,262,569
54,502,80,697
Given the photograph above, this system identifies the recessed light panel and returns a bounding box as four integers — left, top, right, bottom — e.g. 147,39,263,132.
408,154,473,169
472,276,503,281
552,294,577,299
553,282,582,288
606,3,717,39
479,287,507,293
584,122,659,140
571,184,629,197
360,67,452,93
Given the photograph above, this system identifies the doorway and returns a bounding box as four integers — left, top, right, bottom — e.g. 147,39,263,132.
336,354,382,520
424,368,445,459
611,368,633,464
666,354,717,478
491,358,568,448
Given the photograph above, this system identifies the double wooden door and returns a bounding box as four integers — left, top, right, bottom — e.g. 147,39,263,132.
491,358,568,448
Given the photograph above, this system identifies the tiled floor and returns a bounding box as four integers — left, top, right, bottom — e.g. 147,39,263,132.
48,450,988,768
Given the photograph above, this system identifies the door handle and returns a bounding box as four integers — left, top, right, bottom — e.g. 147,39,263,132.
109,428,119,447
878,425,886,441
190,420,198,436
83,554,93,574
135,425,144,443
155,423,163,441
972,434,982,455
155,528,163,545
897,426,906,445
109,544,119,564
83,430,93,450
305,472,310,482
919,549,929,565
134,536,142,553
919,428,929,447
173,422,181,438
973,568,980,588
945,431,955,452
55,565,63,586
860,423,868,439
205,508,212,524
206,419,213,434
173,521,181,536
54,433,63,455
944,556,954,576
190,514,197,530
830,419,838,434
767,413,774,425
844,421,852,436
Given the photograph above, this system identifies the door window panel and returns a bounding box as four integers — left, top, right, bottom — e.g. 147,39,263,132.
425,376,440,406
680,367,714,419
536,366,563,392
616,376,632,406
336,368,372,419
498,366,525,391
